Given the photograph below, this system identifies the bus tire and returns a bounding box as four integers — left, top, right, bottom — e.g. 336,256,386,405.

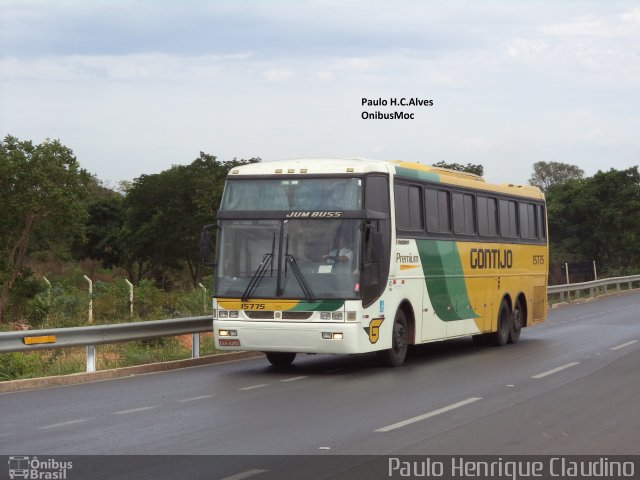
489,299,510,347
265,352,296,367
377,309,409,367
509,299,524,344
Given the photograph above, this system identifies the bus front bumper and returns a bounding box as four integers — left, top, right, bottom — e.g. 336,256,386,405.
212,320,363,354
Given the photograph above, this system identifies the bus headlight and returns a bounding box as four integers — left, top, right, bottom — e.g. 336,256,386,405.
320,312,331,320
322,332,344,340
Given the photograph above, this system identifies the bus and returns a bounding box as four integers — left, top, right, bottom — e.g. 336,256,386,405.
206,158,548,367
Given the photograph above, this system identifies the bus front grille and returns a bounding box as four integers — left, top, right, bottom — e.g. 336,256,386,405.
245,311,275,319
243,311,313,320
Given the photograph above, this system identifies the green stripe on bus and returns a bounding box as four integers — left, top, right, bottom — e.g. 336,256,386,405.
395,166,440,182
291,300,344,311
417,240,478,321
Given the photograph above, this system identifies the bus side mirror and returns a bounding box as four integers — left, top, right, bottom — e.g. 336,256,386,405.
200,224,218,266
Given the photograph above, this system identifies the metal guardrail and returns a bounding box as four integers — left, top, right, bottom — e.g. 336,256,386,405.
1,274,639,374
0,316,212,372
547,274,640,303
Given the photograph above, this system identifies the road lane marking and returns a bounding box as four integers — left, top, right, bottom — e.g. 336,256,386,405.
239,384,268,391
375,397,482,432
220,469,268,480
280,376,308,382
178,395,215,402
114,405,158,415
531,362,580,379
610,340,638,351
39,419,90,430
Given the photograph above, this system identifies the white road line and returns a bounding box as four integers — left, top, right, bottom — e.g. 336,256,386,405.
610,340,639,351
239,384,268,391
531,362,580,379
113,405,158,415
178,395,215,402
220,469,268,480
375,397,482,432
39,418,90,430
280,376,308,382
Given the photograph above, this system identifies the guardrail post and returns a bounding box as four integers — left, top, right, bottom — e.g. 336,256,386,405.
125,279,134,318
198,283,207,313
83,275,93,324
604,284,608,294
589,287,594,297
559,292,564,303
43,276,51,303
616,282,620,292
86,345,96,372
192,333,200,358
43,276,52,319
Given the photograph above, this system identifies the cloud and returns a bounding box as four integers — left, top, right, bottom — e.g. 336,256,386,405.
0,52,254,82
263,68,297,83
1,1,639,186
462,137,495,151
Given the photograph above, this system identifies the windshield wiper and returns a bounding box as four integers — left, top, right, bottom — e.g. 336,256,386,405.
241,233,275,301
285,254,316,303
283,234,316,303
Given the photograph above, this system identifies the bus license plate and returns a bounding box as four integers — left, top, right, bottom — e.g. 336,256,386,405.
219,339,241,346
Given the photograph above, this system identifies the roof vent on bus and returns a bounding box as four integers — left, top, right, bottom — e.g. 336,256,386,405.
231,169,239,174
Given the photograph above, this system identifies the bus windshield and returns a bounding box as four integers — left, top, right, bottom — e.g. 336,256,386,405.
215,219,361,300
220,178,362,211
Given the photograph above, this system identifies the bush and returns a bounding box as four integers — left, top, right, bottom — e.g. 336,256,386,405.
0,352,44,380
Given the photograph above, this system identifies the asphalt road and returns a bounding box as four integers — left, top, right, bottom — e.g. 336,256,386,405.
1,292,639,479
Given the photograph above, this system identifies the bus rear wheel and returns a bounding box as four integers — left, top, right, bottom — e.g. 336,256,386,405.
489,299,511,347
509,299,524,344
377,309,409,367
265,352,296,367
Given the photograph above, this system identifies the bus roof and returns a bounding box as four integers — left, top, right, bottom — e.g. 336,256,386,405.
228,158,544,200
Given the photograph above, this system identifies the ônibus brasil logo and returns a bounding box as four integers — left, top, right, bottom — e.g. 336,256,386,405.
8,456,73,480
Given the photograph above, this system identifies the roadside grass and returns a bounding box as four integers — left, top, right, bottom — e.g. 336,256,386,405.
1,276,217,381
1,334,217,381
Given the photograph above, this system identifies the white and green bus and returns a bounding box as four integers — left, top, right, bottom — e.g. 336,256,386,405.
208,158,548,367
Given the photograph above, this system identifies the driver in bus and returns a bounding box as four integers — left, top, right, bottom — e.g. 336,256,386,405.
322,232,353,265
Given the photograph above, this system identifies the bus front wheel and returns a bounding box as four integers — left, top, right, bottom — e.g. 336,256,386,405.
265,352,296,367
378,309,409,367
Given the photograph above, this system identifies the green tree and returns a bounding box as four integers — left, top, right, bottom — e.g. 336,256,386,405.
432,161,484,176
529,161,584,193
547,166,640,274
0,136,91,323
76,192,127,269
122,153,259,287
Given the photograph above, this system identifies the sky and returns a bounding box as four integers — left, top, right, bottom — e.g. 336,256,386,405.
1,0,639,187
